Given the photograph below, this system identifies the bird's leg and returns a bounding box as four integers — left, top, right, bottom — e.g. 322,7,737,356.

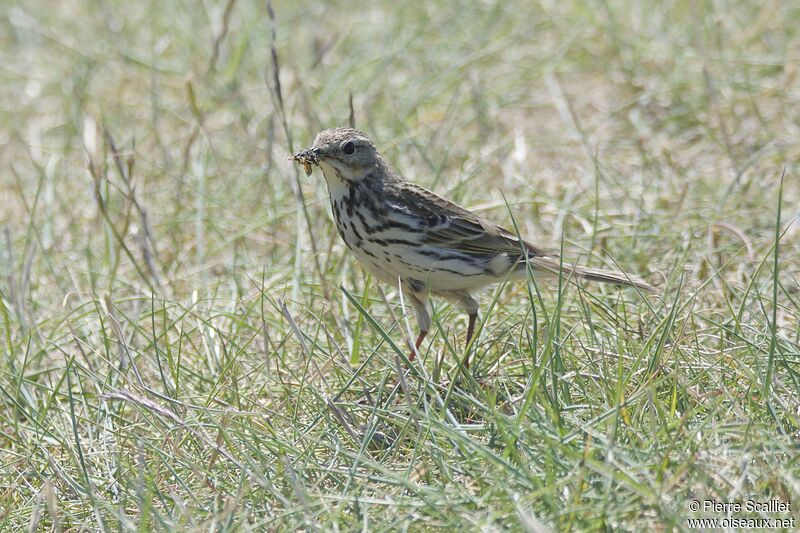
465,313,478,346
408,330,428,362
464,312,478,368
444,291,479,369
405,291,430,364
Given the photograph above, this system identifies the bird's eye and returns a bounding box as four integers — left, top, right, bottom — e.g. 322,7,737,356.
342,141,356,155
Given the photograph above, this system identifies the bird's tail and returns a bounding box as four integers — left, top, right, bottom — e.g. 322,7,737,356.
523,256,655,293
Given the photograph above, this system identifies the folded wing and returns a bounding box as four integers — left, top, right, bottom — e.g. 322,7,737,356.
387,182,551,259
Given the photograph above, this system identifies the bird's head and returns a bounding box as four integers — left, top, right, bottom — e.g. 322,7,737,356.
292,128,381,183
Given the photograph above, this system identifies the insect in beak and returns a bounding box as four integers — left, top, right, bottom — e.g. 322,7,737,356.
290,149,319,176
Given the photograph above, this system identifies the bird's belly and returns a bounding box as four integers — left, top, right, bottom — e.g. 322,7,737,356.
402,246,511,290
348,240,508,292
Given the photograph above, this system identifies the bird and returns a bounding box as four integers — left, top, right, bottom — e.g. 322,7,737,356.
292,128,653,367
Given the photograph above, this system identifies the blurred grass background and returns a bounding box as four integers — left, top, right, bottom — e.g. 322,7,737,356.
1,0,798,530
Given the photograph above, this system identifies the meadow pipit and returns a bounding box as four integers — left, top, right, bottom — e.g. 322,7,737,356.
293,128,653,367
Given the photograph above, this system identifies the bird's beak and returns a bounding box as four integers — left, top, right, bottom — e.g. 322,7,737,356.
294,147,320,163
291,147,320,176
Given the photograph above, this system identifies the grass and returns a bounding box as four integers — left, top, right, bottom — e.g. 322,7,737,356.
1,0,799,530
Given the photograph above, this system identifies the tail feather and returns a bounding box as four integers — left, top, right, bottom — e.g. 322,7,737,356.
526,256,655,293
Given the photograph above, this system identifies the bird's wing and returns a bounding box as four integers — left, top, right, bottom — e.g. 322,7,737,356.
387,182,552,257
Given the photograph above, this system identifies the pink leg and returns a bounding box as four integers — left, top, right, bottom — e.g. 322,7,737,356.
464,313,478,368
408,330,428,362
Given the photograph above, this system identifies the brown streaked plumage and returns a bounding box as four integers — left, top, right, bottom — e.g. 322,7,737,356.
293,127,653,367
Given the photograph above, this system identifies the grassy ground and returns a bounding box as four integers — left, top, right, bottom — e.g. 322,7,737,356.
1,0,799,530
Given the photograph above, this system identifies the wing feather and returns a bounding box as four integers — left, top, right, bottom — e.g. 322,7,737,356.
386,182,552,258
